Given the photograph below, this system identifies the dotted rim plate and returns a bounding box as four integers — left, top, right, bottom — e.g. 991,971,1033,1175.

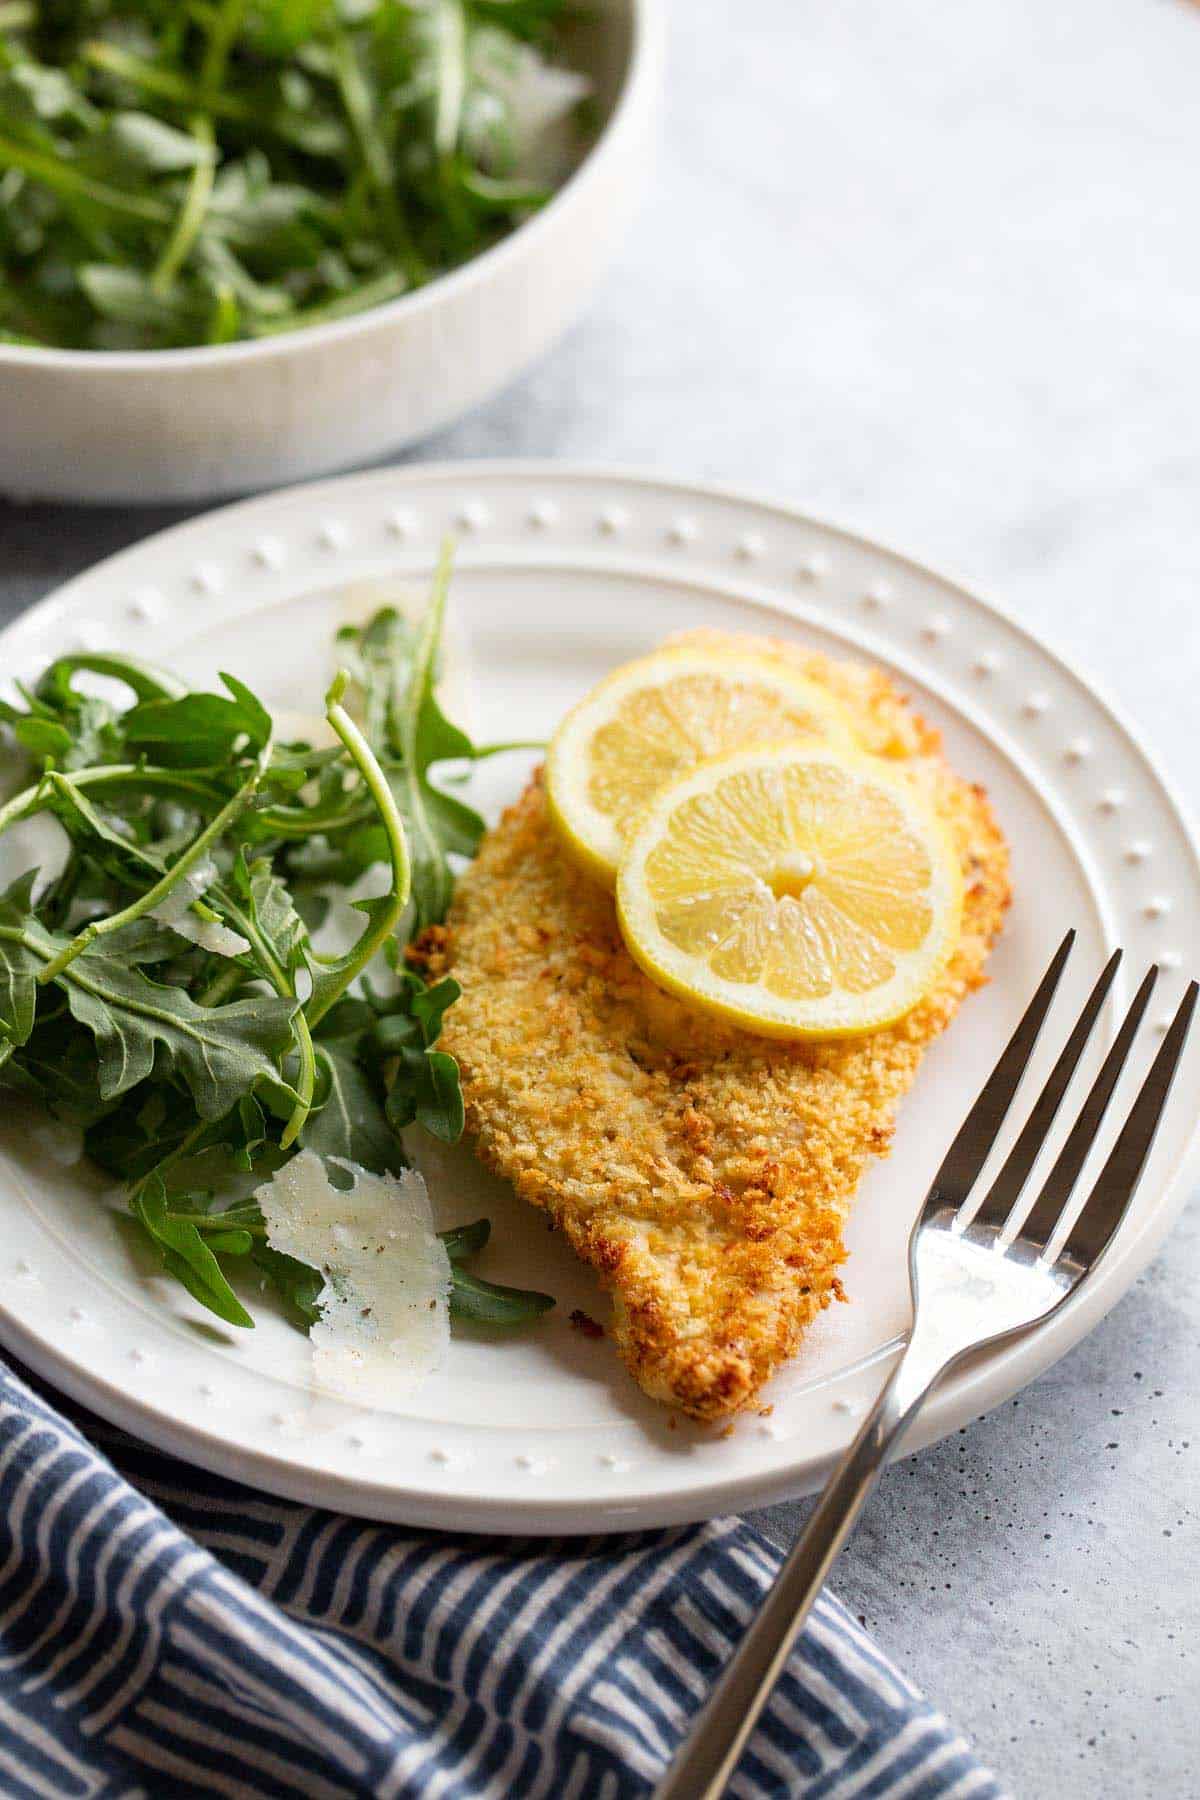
0,463,1196,1534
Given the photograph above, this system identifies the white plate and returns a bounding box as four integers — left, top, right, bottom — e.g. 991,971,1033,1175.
1,465,1197,1533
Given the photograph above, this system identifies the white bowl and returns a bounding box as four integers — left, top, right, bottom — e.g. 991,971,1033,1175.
0,1,660,506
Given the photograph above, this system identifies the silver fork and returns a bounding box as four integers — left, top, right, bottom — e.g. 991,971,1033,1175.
655,932,1198,1800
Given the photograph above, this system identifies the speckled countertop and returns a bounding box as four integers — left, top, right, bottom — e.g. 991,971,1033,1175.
2,0,1197,1792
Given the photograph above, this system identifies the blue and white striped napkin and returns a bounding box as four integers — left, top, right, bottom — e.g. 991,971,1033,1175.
0,1358,1003,1799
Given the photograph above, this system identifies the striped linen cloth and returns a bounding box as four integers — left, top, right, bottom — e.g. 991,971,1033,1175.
0,1358,1005,1800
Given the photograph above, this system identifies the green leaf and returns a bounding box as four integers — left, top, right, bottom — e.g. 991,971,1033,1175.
0,1,578,350
132,1177,254,1329
77,267,206,341
0,564,535,1342
301,1040,405,1174
388,544,485,928
415,1048,464,1142
245,0,334,56
45,774,167,877
251,1241,324,1325
44,919,298,1117
1,59,91,124
219,672,274,747
123,677,272,765
203,1227,254,1255
385,1045,464,1143
439,1216,490,1262
237,855,307,970
14,717,73,760
0,872,40,1046
350,969,467,1145
36,652,187,707
449,1265,554,1326
5,1014,115,1127
411,975,461,1043
98,111,217,175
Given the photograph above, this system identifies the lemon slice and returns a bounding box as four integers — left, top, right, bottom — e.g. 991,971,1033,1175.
616,744,963,1038
546,646,857,884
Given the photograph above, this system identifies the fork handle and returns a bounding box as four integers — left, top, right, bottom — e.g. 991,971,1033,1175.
654,1350,932,1800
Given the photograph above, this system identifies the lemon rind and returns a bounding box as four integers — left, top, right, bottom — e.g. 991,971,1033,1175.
546,646,859,888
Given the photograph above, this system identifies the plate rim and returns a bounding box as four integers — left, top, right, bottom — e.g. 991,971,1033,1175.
2,459,1197,1533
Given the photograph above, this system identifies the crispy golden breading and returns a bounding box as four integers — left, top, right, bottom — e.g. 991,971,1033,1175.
434,632,1011,1420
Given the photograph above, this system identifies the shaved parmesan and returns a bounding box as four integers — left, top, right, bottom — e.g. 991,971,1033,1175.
254,1149,451,1402
150,857,251,959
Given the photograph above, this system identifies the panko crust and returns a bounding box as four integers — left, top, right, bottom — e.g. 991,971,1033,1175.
433,633,1011,1419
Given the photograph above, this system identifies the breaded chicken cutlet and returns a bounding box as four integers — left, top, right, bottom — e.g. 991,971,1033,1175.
430,632,1011,1420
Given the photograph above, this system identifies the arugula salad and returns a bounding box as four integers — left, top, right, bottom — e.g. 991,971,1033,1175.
0,0,589,349
0,547,553,1335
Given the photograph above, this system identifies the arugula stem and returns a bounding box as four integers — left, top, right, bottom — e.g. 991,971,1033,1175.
329,27,418,277
464,738,547,759
0,134,171,223
152,0,244,293
37,737,274,984
253,794,377,836
303,672,410,1030
200,0,249,90
81,41,257,125
209,880,316,1148
0,763,222,842
152,117,215,291
40,652,188,703
396,538,458,922
433,0,467,160
280,1012,316,1147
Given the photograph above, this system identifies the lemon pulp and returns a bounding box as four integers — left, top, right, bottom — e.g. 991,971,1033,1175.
616,745,962,1038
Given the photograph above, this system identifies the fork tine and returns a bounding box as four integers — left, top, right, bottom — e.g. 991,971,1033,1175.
969,948,1123,1234
1052,979,1198,1270
928,929,1075,1211
1018,964,1159,1249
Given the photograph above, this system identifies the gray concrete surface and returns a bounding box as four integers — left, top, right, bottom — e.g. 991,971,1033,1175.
2,1,1198,1792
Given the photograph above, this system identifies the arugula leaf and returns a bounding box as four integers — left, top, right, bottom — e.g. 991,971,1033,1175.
44,773,168,879
440,1216,491,1262
301,673,410,1028
123,674,272,765
448,1267,555,1325
386,1046,464,1143
0,872,40,1047
251,1241,323,1326
35,650,187,707
132,1176,254,1329
0,576,554,1338
2,1014,116,1128
12,716,73,760
43,918,299,1116
390,543,486,928
302,1040,405,1175
237,857,307,970
0,2,585,349
411,975,462,1041
96,110,216,175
